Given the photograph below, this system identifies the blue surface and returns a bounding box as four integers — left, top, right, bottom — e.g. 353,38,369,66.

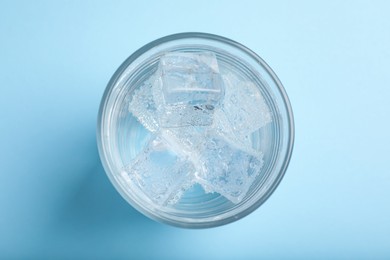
1,1,390,258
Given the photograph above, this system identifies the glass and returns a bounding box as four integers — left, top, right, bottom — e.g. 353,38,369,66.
97,33,294,228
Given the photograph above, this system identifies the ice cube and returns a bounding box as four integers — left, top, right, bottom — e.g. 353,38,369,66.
122,137,195,206
149,126,207,180
152,52,224,128
212,73,272,151
160,126,206,158
159,52,222,104
160,103,215,129
195,134,263,204
212,109,252,153
222,73,272,131
128,80,159,133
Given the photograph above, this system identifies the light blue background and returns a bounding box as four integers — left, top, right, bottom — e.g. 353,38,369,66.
1,0,389,258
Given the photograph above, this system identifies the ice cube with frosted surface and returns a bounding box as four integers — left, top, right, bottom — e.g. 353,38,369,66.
122,137,195,206
128,80,159,133
159,126,207,159
152,52,224,127
212,73,272,151
222,73,271,131
195,134,264,204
